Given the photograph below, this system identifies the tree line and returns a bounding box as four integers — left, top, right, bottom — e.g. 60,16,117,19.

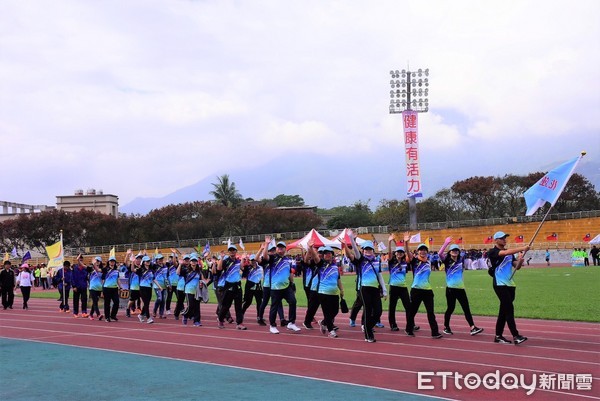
1,172,597,254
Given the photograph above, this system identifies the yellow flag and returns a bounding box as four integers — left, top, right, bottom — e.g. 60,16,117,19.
3,252,8,262
46,240,64,269
154,247,159,257
109,247,116,259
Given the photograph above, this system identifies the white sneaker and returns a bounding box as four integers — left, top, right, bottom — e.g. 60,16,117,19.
147,318,154,324
287,322,301,332
269,325,280,334
138,314,145,323
328,330,338,338
166,310,171,316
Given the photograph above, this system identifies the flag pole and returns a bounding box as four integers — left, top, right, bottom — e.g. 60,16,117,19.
527,206,554,247
509,206,553,280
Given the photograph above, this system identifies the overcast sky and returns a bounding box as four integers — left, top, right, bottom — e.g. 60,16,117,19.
2,0,599,211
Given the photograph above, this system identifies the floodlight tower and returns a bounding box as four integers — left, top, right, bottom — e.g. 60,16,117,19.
389,68,429,230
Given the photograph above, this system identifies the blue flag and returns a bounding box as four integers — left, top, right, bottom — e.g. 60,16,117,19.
10,247,17,258
22,251,31,263
524,154,583,216
203,241,210,256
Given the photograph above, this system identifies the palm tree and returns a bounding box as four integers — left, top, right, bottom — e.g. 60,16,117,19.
209,174,243,208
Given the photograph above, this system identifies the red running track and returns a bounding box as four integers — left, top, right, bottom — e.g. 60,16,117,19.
1,298,599,401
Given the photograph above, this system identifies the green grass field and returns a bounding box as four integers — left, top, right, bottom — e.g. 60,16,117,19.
28,266,600,322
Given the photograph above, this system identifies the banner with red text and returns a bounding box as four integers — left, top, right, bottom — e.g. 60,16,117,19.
402,110,423,198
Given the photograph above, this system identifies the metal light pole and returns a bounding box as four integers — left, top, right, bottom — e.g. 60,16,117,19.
389,68,429,230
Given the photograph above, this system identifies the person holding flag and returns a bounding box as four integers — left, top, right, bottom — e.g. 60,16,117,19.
55,261,73,312
487,232,530,344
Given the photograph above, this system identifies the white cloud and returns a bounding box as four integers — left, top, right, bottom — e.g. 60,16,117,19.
1,0,599,208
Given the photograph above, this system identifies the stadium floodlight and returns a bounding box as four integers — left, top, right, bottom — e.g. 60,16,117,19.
389,68,429,114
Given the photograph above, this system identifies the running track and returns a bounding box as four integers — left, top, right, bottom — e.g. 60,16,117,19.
1,299,599,400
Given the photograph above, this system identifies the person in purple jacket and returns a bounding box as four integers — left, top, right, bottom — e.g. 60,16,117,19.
72,255,91,318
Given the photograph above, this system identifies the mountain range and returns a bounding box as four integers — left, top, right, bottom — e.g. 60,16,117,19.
121,156,600,215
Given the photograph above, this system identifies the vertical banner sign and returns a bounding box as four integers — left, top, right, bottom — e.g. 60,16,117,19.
402,110,423,198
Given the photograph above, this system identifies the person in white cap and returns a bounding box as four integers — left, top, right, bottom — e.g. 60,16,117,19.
137,256,155,323
487,231,530,345
438,237,483,337
241,248,264,321
340,232,386,343
216,244,246,330
261,236,300,334
102,256,121,322
152,254,168,319
307,242,344,338
16,263,34,310
404,232,443,339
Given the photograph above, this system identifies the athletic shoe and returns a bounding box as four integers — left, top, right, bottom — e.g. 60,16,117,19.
218,321,225,329
236,324,247,330
174,314,179,321
375,322,385,328
513,335,528,345
269,325,280,334
146,318,154,324
73,314,79,318
182,317,188,325
414,325,421,332
105,318,111,322
432,333,443,339
98,315,104,321
166,310,171,315
328,330,338,338
280,319,289,327
404,330,415,337
365,338,376,343
81,313,88,318
349,319,356,327
390,326,400,332
443,327,453,335
470,327,484,336
494,335,512,344
125,311,131,318
257,319,267,326
89,316,94,321
361,324,364,332
111,316,118,322
227,317,235,324
302,322,314,330
138,314,145,323
193,322,201,327
318,320,327,335
287,322,301,332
